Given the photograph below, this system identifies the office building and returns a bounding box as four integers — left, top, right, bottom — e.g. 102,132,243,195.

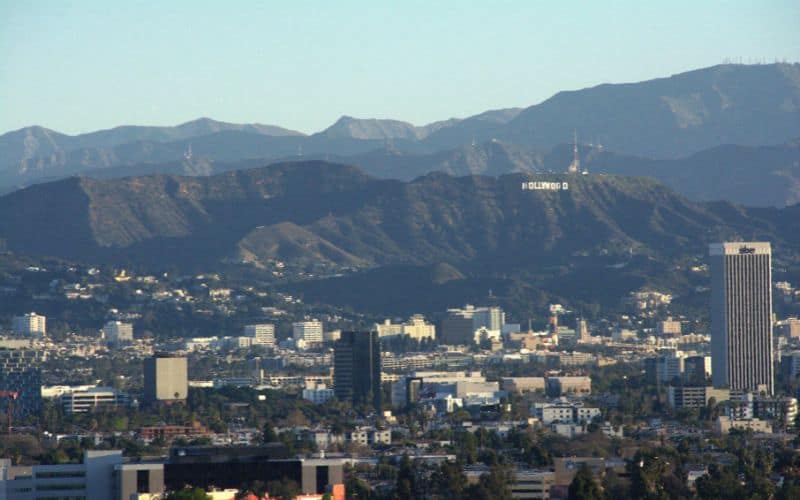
374,315,436,340
645,351,684,385
104,321,133,347
293,320,324,345
60,387,131,414
657,317,682,336
472,306,505,331
710,242,774,394
545,376,591,397
244,323,276,346
683,355,712,385
0,348,43,417
302,382,335,404
0,447,343,500
667,386,730,410
440,305,506,345
532,400,601,424
440,312,474,345
11,312,46,336
333,331,381,410
143,353,188,405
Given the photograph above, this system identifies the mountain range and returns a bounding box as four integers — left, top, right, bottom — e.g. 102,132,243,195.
2,161,798,313
2,63,799,205
1,161,797,264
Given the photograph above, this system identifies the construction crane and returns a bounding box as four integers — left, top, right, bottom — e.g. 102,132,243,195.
0,391,18,433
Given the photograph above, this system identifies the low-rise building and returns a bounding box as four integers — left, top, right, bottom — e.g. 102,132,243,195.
715,416,772,434
302,382,335,404
11,312,46,337
501,377,545,394
60,386,130,414
533,399,600,424
667,386,730,410
545,376,591,397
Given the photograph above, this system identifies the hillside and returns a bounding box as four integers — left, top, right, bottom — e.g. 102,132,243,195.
0,162,796,269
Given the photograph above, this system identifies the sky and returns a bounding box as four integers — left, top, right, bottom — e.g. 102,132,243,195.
1,1,799,135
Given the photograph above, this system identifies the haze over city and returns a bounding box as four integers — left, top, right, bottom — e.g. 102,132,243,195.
0,2,800,500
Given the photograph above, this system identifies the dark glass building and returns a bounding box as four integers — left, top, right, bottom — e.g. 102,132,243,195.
334,331,381,410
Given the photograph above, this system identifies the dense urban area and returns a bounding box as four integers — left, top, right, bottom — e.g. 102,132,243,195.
2,7,799,496
0,239,799,500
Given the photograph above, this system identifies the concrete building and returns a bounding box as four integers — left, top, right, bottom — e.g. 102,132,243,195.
667,386,730,410
60,386,131,414
244,323,276,346
0,450,145,500
375,315,436,340
143,353,188,405
533,399,600,424
11,312,45,336
715,416,772,434
104,321,133,347
501,377,546,394
510,469,554,499
710,242,774,394
472,306,505,331
545,376,591,397
302,382,335,404
333,331,381,410
440,305,504,345
293,320,324,345
0,447,344,500
657,318,682,336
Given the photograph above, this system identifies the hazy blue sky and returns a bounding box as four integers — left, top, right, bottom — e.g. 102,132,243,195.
1,1,798,135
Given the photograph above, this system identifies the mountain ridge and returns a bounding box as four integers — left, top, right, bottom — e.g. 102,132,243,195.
0,162,796,272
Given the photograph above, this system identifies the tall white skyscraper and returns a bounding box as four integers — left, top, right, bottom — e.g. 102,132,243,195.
710,242,774,395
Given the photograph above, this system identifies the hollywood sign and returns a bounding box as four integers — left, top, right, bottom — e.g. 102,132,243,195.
521,181,569,191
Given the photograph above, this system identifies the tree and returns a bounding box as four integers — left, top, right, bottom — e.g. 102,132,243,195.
263,422,278,443
265,477,300,499
568,463,602,500
164,487,212,500
430,461,467,499
465,465,513,500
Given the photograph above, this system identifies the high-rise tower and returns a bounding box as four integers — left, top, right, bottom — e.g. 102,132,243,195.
334,331,382,410
710,242,773,394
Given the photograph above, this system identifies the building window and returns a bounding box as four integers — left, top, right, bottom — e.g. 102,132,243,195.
137,469,150,493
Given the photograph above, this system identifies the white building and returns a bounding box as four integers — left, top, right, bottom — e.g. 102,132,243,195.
184,337,218,351
103,321,133,346
302,382,335,404
293,320,323,345
59,387,130,414
533,399,601,424
375,315,436,340
244,323,276,346
12,312,46,336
